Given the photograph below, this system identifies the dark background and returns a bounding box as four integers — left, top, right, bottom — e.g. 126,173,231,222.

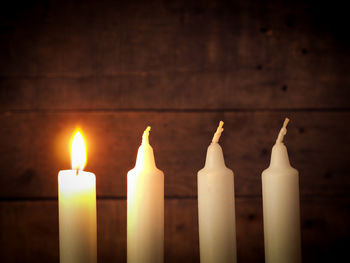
0,0,349,262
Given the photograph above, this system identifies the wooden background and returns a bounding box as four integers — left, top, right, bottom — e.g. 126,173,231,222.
1,0,349,262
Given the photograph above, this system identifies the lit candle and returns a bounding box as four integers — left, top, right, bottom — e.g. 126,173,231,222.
58,130,97,263
262,118,301,263
197,121,237,263
127,126,164,263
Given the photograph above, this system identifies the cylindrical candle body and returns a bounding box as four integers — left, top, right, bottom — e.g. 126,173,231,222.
127,141,164,263
262,143,301,263
198,143,237,263
58,170,97,263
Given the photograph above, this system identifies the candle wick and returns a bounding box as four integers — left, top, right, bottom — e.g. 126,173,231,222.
212,121,224,143
276,118,290,143
142,126,151,145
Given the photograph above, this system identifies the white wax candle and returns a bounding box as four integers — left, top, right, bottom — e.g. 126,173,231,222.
262,118,301,263
198,121,237,263
58,131,97,263
127,126,164,263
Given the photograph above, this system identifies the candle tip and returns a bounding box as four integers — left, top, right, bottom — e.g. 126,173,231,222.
212,121,224,143
276,118,290,143
283,118,290,129
142,126,151,144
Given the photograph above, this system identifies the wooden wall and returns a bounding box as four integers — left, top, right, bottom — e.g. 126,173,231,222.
1,0,349,262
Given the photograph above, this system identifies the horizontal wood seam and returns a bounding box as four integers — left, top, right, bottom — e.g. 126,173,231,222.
1,194,349,202
2,108,350,113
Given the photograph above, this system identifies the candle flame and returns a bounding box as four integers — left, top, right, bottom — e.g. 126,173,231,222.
71,130,87,171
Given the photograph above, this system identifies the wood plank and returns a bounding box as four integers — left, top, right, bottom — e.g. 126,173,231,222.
1,198,349,263
0,111,349,198
0,1,349,110
1,72,349,110
0,0,346,75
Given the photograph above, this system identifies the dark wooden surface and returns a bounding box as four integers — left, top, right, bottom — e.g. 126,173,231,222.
0,0,349,262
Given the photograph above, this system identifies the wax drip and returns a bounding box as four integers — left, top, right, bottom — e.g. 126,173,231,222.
276,118,290,143
212,121,224,143
142,126,151,145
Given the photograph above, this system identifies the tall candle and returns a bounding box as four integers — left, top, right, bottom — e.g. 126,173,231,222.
262,118,301,263
127,126,164,263
197,121,237,263
58,131,97,263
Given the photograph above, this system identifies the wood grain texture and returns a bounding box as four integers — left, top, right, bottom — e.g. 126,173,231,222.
0,71,349,110
1,198,349,263
0,111,349,198
0,0,349,110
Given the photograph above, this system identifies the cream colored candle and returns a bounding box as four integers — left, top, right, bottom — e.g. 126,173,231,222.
127,126,164,263
198,121,237,263
262,118,301,263
58,131,97,263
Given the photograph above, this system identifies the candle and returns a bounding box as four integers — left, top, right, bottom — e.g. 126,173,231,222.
127,126,164,263
262,118,301,263
58,130,97,263
197,121,237,263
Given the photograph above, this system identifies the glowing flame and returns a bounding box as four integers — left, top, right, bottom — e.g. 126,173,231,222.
71,131,87,171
